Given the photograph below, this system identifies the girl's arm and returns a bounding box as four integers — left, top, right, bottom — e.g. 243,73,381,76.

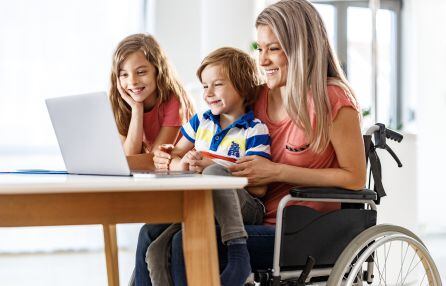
121,105,144,155
229,107,366,190
117,77,145,155
168,137,195,170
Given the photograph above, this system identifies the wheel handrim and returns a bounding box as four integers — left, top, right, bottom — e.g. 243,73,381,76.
344,234,438,286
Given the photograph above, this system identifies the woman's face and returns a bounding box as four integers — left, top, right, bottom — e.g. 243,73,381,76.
118,51,157,104
256,25,288,89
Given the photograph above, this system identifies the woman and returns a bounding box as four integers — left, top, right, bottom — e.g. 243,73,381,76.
152,0,366,285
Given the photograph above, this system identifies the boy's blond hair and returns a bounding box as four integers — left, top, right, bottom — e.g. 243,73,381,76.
196,47,262,109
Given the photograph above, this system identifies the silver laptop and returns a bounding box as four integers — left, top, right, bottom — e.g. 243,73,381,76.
46,92,197,177
46,92,134,176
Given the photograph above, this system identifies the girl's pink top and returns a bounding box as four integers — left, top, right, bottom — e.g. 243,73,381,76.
142,96,182,152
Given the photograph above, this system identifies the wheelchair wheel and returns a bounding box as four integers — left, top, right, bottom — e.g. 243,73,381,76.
327,224,442,286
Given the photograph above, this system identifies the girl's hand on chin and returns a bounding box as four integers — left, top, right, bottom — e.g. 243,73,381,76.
228,155,277,186
116,77,143,111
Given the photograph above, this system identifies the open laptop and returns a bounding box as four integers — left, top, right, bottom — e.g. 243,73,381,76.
45,92,194,177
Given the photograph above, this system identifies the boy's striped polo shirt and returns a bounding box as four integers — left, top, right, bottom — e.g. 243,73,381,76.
180,110,271,167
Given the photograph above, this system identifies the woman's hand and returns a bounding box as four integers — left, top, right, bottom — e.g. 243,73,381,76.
117,77,143,111
228,155,278,186
153,144,174,170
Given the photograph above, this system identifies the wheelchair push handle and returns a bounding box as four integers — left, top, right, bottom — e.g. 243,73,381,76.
365,123,403,168
385,127,403,143
365,123,403,142
384,144,403,167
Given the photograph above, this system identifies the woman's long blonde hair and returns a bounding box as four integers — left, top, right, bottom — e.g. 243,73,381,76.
256,0,358,153
109,33,194,136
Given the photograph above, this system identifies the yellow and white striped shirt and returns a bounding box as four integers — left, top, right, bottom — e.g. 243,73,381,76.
180,110,271,166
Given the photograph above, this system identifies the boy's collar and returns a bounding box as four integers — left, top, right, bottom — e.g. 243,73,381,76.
202,109,254,129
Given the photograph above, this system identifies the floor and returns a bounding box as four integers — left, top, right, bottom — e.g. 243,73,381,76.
0,234,444,285
0,248,135,286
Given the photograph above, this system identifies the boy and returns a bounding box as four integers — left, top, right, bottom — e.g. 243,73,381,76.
147,47,270,286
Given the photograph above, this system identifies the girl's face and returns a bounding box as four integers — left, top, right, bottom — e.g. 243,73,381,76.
118,51,157,105
256,25,288,89
201,64,244,118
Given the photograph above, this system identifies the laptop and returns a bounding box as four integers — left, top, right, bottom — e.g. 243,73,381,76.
45,92,195,177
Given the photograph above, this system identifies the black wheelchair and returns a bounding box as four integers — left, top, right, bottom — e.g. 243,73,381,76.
248,123,442,286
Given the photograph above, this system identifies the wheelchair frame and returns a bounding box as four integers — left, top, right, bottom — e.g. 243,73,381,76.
272,195,377,282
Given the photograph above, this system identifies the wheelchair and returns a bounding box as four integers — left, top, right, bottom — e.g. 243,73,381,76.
250,123,442,286
128,123,442,286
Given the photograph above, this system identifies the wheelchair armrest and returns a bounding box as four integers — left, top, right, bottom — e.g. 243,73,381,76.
290,187,377,201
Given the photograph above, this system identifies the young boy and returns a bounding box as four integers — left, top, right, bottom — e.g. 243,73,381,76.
146,47,270,286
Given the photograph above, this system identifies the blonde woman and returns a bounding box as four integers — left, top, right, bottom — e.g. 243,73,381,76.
109,33,193,155
229,0,366,225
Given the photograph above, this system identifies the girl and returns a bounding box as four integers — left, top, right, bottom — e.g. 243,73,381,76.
109,33,194,155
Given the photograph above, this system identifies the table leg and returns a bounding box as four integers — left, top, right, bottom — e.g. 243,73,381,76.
183,189,220,286
103,224,120,286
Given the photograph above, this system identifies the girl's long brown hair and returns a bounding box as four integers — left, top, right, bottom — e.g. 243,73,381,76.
109,33,194,136
256,0,358,153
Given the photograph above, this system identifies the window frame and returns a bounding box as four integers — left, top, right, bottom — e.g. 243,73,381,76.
312,0,402,129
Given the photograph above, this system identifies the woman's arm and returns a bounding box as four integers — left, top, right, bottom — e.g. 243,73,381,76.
229,107,366,190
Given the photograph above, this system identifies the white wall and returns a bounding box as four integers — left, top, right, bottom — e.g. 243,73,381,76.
375,133,417,230
402,0,446,229
152,0,264,111
376,0,446,234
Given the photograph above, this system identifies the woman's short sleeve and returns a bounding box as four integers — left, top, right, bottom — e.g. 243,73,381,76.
327,85,359,121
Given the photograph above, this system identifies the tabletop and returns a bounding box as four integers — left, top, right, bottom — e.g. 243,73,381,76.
0,173,248,194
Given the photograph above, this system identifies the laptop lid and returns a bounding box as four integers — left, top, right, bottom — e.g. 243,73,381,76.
45,92,131,176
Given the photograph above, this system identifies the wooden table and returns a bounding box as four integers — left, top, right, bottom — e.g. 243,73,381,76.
0,173,247,286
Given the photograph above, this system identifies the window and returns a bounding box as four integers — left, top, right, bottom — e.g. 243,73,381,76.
0,0,146,170
313,0,402,129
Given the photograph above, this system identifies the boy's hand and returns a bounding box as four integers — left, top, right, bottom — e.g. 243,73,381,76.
189,157,214,173
153,144,174,170
181,150,213,173
180,150,201,171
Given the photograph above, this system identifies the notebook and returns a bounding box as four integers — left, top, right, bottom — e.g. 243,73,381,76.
45,92,195,177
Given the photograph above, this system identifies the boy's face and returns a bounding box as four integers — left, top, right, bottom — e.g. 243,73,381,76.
201,64,244,118
118,51,157,105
